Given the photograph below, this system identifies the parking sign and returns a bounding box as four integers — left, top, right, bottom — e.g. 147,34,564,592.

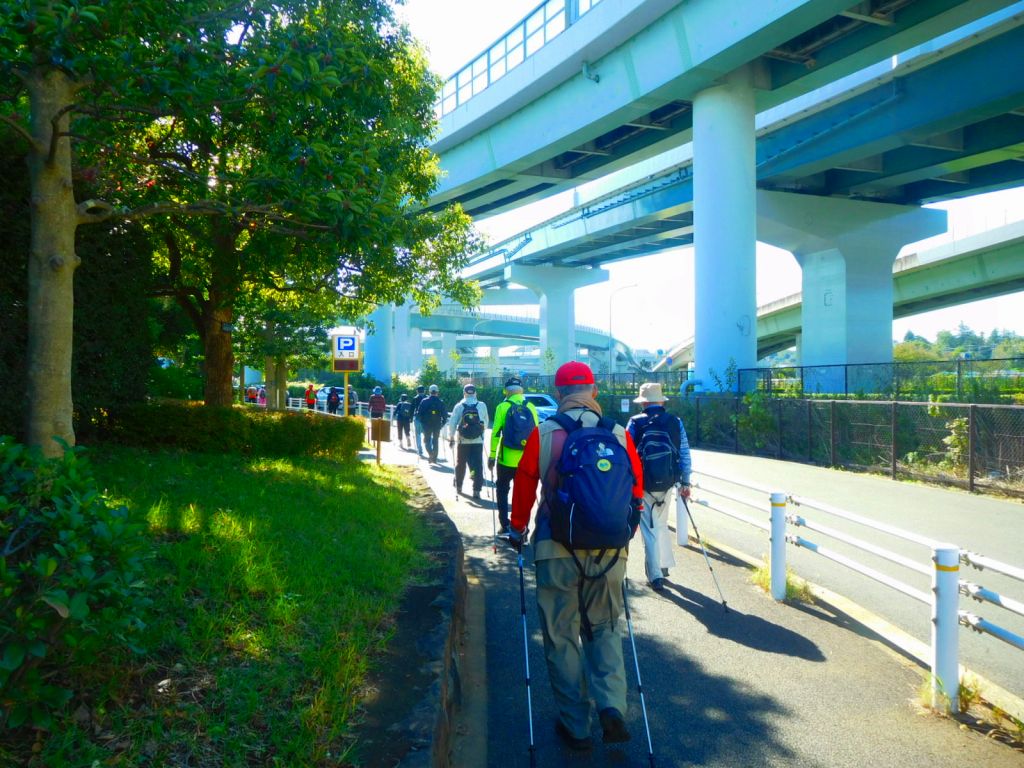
331,334,361,372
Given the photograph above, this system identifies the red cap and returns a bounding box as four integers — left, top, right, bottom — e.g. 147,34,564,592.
554,360,595,386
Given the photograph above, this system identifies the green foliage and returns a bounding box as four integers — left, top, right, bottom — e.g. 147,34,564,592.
708,358,738,393
9,445,431,764
148,360,203,400
894,340,943,362
0,438,150,730
737,391,775,451
99,403,364,459
541,348,557,375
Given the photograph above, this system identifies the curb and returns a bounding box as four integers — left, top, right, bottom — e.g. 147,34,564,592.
354,468,467,768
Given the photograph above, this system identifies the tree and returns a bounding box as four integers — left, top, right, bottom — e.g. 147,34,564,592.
1,1,479,456
893,340,941,362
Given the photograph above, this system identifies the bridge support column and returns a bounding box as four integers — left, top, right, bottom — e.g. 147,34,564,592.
363,304,395,381
757,191,947,379
694,67,757,388
391,304,419,376
505,265,609,365
439,333,457,375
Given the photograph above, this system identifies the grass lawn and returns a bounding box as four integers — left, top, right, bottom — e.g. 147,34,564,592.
26,445,429,767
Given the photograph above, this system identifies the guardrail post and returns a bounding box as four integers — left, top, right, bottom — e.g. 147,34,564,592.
931,544,960,713
770,492,788,602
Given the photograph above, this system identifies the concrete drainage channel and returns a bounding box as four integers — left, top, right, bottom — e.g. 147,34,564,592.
354,468,467,768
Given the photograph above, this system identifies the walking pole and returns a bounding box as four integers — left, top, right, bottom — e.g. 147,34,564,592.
681,496,728,612
622,578,656,768
516,549,537,767
489,464,497,554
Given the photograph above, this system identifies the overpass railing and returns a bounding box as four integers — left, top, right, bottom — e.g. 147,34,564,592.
683,472,1023,715
738,357,1024,402
438,0,603,117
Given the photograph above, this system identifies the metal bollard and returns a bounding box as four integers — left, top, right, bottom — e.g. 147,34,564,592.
769,492,788,602
931,544,960,713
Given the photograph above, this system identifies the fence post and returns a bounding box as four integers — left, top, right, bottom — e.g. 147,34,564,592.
830,400,837,467
844,365,849,398
968,404,976,492
891,401,898,479
931,544,960,713
806,399,813,462
695,397,701,446
770,492,788,601
776,398,783,459
956,359,963,400
734,396,740,452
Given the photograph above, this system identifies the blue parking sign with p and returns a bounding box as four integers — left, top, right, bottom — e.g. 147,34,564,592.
337,336,357,352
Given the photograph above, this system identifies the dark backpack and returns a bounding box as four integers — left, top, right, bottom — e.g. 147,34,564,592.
547,412,637,641
327,390,340,406
501,400,535,450
396,402,413,420
549,413,635,551
457,403,484,439
420,398,444,429
633,411,680,492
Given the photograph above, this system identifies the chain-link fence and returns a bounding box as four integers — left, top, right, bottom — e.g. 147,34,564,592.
739,357,1024,403
660,396,1024,499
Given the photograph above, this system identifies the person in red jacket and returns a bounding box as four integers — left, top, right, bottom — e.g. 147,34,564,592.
509,360,643,751
304,384,316,410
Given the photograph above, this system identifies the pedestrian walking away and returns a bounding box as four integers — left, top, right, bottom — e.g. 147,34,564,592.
368,386,387,419
326,386,341,415
448,383,489,499
627,382,692,593
304,384,316,410
394,393,414,448
416,384,447,464
508,360,645,752
489,376,540,534
411,385,427,455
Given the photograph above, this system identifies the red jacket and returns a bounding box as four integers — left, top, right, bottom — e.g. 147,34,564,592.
368,394,386,417
510,411,643,535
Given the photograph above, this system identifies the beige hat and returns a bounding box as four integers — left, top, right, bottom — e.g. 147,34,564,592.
633,382,668,403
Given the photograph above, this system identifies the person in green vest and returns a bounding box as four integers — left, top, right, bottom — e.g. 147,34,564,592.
487,376,540,534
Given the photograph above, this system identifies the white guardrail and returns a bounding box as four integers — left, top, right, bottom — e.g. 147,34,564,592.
285,398,396,421
684,471,1023,715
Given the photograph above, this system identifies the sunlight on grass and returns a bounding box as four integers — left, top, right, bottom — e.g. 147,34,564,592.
47,445,434,767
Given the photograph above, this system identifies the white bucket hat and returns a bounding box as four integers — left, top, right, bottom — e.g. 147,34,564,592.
633,382,668,404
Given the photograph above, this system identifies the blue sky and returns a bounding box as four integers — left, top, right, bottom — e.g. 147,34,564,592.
398,0,1020,352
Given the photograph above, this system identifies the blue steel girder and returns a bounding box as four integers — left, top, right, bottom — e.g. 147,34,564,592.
430,0,1015,218
757,20,1024,202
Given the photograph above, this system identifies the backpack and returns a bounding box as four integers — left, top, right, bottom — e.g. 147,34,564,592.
501,400,535,450
548,413,635,551
420,398,444,429
633,411,680,492
547,412,637,641
457,402,484,439
396,402,413,420
327,390,340,406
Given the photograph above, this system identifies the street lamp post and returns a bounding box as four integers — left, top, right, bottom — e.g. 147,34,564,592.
470,319,488,378
608,284,638,375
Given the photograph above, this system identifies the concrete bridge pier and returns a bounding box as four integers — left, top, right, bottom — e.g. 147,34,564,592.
364,304,395,381
757,191,947,389
505,264,609,365
439,332,457,375
693,67,758,389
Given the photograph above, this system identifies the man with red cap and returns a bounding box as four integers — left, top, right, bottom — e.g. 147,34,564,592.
509,360,644,751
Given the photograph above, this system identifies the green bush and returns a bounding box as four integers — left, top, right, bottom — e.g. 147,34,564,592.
0,438,150,729
99,402,365,459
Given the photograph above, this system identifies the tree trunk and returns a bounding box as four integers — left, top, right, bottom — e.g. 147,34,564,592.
25,70,79,456
275,358,289,409
203,305,235,406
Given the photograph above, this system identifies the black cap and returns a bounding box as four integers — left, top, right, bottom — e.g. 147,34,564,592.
505,376,523,388
416,385,425,392
399,394,407,401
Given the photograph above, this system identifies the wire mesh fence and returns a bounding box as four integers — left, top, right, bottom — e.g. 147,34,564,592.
739,357,1024,402
665,396,1024,499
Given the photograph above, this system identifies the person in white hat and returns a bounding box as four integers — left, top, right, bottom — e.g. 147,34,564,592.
626,382,692,591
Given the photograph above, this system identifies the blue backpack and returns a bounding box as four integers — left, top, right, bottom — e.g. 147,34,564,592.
501,400,535,450
633,411,680,492
549,413,635,551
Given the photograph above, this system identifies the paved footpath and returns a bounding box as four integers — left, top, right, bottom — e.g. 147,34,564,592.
376,435,1022,767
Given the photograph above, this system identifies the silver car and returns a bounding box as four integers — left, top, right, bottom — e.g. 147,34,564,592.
523,393,558,421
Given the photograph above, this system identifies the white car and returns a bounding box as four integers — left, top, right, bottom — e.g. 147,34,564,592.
523,393,558,421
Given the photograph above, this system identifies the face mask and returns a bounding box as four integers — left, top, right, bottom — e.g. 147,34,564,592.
464,395,478,405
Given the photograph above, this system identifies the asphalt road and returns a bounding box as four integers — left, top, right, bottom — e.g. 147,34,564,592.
376,435,1023,768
